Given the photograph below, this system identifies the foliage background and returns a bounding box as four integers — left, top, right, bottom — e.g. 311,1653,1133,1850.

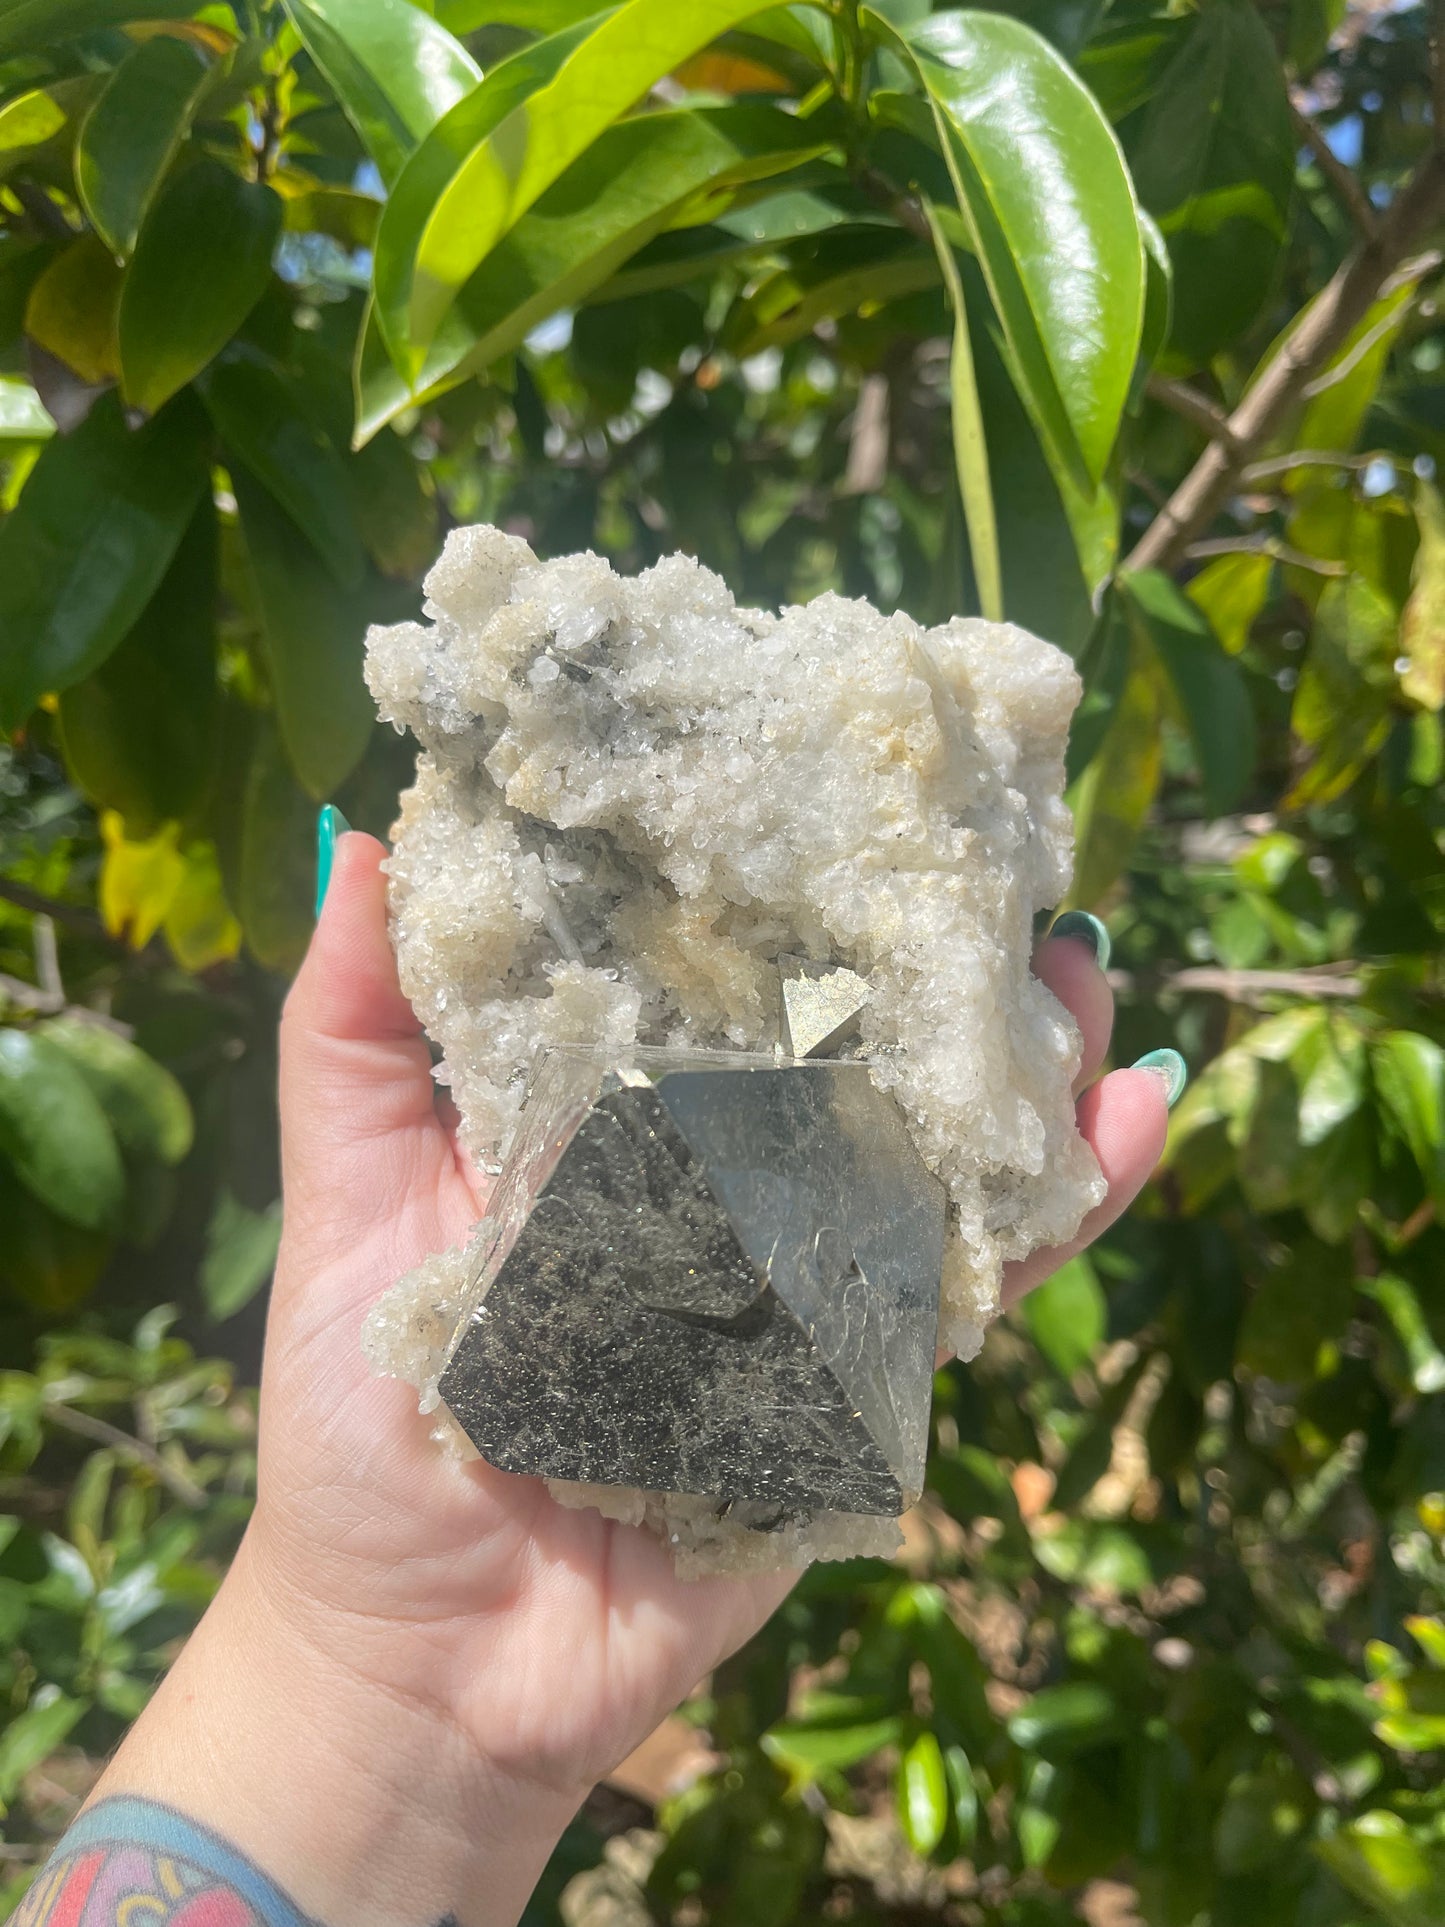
2,0,1445,1920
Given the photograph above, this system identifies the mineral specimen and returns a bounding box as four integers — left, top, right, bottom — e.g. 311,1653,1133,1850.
362,524,1105,1571
437,1048,944,1518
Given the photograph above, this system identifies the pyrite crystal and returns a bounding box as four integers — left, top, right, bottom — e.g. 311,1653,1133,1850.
362,524,1106,1571
438,1051,944,1517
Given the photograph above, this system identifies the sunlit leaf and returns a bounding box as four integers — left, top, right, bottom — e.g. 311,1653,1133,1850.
897,1728,950,1857
1400,478,1445,711
1125,566,1256,813
23,234,122,388
76,34,211,256
1186,550,1271,656
40,1018,193,1165
0,1030,124,1233
1069,610,1163,904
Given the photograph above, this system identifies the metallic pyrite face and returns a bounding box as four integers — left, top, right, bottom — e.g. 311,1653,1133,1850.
438,1048,945,1518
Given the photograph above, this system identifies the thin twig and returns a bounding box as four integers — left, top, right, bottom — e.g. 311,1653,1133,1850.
42,1400,208,1510
33,914,61,1002
1292,103,1379,241
1108,963,1365,1005
0,876,119,945
1183,535,1349,575
1125,148,1445,574
1146,373,1243,452
1240,448,1382,482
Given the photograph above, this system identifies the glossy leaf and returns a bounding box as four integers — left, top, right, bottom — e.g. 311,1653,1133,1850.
1127,1,1294,367
0,76,99,183
875,7,1144,487
40,1019,193,1166
0,379,51,438
0,1029,125,1232
76,34,210,256
359,101,826,440
235,473,374,800
897,1729,950,1857
1008,1681,1120,1756
925,202,1000,620
118,160,282,417
239,722,319,971
203,354,365,589
58,499,218,834
1126,566,1256,814
722,226,937,357
376,0,792,372
0,391,207,729
284,0,482,188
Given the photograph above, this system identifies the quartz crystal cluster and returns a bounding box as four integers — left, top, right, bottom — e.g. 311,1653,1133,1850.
361,525,1104,1572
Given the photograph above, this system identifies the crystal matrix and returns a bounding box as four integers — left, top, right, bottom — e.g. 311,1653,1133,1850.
362,525,1104,1570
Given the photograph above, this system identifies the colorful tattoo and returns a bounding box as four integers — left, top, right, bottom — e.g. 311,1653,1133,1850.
16,1799,320,1927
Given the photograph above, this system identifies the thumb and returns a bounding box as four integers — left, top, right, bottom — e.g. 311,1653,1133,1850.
278,821,440,1238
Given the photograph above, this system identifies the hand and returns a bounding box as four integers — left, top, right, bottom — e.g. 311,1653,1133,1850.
95,831,1170,1926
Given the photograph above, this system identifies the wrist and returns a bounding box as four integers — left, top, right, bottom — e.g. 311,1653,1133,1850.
93,1527,580,1927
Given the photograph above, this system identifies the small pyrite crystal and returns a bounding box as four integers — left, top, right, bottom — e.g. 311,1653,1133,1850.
362,526,1104,1572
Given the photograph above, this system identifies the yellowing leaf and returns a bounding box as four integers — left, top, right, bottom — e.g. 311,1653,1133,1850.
23,234,122,385
1400,478,1445,711
99,810,184,948
1186,550,1271,655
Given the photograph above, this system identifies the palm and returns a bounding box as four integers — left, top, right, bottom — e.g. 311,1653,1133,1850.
255,832,1163,1796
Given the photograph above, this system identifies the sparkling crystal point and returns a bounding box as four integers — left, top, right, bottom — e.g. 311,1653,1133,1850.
779,958,871,1059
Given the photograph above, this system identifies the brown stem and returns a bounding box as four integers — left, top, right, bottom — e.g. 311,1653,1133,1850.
1292,103,1379,240
1125,152,1445,575
0,876,118,944
42,1399,208,1510
1145,373,1242,452
1183,534,1349,575
1107,963,1367,1005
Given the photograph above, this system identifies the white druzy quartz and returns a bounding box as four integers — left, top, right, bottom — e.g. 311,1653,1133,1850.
362,525,1104,1571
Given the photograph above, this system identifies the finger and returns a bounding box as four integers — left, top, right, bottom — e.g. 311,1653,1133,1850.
1000,1065,1170,1308
278,830,440,1214
1033,930,1114,1089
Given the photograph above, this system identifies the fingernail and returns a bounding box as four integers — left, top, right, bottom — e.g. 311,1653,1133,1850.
1131,1047,1187,1108
315,804,351,917
1049,910,1111,972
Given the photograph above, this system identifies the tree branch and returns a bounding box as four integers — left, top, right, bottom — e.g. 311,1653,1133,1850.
1125,153,1445,576
1183,534,1348,575
0,875,118,944
1292,103,1379,241
1108,962,1365,1006
42,1399,208,1510
1145,373,1242,452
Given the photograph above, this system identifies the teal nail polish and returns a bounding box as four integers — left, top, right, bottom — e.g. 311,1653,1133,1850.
315,804,351,916
1132,1047,1187,1108
1050,909,1112,972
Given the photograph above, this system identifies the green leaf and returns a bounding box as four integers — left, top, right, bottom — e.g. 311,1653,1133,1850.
377,0,791,373
119,159,282,417
199,1191,282,1320
0,76,99,183
204,353,365,589
23,232,122,386
0,378,52,438
1286,276,1420,482
0,0,198,59
1186,550,1272,656
1372,1031,1445,1210
0,1692,87,1808
359,100,826,441
1126,0,1294,367
0,1029,125,1232
1125,566,1256,814
284,0,483,188
765,1705,904,1776
898,1729,950,1857
1317,1811,1445,1927
925,202,1001,622
1239,1239,1353,1380
75,34,211,256
57,499,218,834
239,721,319,972
234,472,374,800
721,225,937,357
1367,1274,1445,1396
1400,478,1445,711
0,1165,110,1313
1288,573,1398,807
1007,1681,1120,1756
1020,1254,1105,1379
0,391,207,729
873,7,1144,487
39,1019,193,1165
1069,609,1163,905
